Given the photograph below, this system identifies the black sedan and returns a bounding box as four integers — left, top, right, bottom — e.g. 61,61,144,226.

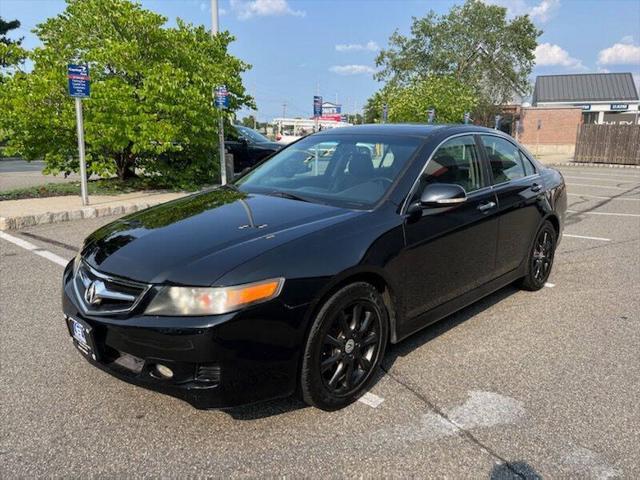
225,125,282,173
62,124,566,411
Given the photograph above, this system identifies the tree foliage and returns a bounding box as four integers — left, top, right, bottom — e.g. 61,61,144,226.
364,76,477,124
0,17,26,75
373,0,540,123
0,0,252,186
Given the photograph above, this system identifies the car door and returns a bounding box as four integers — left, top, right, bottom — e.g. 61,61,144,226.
399,134,499,326
479,134,544,276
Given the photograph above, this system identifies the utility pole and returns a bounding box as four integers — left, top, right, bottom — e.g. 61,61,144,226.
210,0,219,34
211,0,227,184
282,103,287,119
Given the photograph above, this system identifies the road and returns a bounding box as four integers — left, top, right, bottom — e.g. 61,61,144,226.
1,165,639,478
0,159,80,191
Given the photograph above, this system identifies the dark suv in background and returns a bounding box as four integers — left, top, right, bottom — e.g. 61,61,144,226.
225,125,282,173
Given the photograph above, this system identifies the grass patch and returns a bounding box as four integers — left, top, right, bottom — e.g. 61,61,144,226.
0,177,195,201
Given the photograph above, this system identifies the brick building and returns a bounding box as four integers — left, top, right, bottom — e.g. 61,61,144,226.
517,106,583,155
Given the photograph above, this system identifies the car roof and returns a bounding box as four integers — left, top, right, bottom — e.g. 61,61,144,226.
313,123,503,139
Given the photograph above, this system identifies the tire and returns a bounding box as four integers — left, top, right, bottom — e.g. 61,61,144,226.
518,220,557,291
300,282,389,411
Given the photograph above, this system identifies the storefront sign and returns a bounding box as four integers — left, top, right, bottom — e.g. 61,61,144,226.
575,104,591,111
610,104,629,111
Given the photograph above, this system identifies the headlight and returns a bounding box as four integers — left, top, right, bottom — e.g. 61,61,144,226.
144,278,285,316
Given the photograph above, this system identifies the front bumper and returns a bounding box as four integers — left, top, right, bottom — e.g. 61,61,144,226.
62,262,310,409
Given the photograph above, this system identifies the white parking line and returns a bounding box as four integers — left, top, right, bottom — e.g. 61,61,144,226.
560,171,640,180
567,183,634,190
0,231,70,267
563,233,611,242
358,392,384,408
563,175,640,183
567,193,640,201
567,209,640,218
544,283,555,288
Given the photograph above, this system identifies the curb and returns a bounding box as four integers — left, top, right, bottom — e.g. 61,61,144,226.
0,198,166,231
545,162,640,169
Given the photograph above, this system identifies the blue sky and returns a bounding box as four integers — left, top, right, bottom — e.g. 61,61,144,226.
2,0,640,121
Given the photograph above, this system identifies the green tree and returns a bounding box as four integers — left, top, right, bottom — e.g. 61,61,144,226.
374,0,540,123
240,115,256,128
0,0,252,186
0,17,26,75
364,76,476,124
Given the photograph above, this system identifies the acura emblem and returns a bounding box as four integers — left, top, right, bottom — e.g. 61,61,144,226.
85,281,102,305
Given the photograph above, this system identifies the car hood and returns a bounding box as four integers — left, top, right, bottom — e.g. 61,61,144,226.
82,188,358,286
254,141,282,150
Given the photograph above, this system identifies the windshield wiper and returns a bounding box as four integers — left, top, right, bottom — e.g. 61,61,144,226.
267,190,311,203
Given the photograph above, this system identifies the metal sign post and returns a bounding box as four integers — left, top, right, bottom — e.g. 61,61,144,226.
68,64,90,206
463,112,471,124
313,95,322,132
215,85,230,185
427,109,435,124
382,104,388,123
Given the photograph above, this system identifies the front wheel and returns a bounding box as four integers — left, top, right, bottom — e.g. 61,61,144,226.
300,282,388,411
519,220,557,291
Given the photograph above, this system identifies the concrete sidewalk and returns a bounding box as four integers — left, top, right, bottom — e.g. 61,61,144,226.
0,190,188,230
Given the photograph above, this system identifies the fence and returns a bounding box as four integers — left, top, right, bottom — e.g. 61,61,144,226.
574,124,640,165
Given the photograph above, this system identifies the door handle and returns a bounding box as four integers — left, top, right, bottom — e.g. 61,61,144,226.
531,183,542,192
477,201,496,212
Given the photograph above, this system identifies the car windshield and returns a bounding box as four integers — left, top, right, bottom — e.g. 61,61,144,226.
235,125,270,143
235,133,422,209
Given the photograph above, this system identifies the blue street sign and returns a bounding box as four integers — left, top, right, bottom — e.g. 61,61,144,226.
215,85,230,109
313,96,323,117
382,104,388,123
68,64,90,98
427,109,435,124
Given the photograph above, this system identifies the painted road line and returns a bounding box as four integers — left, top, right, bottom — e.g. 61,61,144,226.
563,233,611,242
567,209,640,218
544,283,555,288
567,183,634,190
562,175,640,183
0,231,70,267
567,193,640,201
358,392,384,408
559,171,640,180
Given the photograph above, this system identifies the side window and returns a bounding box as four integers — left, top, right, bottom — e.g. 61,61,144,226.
412,135,485,202
480,135,526,183
520,151,536,176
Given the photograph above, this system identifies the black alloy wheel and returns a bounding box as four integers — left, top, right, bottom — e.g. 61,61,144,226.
301,282,388,410
519,220,557,291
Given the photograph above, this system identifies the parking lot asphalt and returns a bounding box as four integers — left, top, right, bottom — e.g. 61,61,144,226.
1,165,639,478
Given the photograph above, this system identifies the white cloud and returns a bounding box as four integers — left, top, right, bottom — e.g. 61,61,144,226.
529,0,560,22
230,0,305,20
620,35,634,44
534,43,584,69
480,0,560,23
335,41,379,52
329,64,376,75
597,42,640,65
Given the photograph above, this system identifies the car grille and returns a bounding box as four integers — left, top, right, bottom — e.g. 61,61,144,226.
73,261,150,315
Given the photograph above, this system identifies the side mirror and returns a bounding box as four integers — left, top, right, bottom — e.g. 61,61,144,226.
419,183,467,208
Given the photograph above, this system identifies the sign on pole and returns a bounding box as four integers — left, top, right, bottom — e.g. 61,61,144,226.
68,64,90,206
215,85,230,185
382,104,388,123
427,109,435,124
463,112,470,124
313,96,323,117
494,115,502,130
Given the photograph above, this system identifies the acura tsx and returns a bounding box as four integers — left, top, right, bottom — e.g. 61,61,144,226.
62,124,566,410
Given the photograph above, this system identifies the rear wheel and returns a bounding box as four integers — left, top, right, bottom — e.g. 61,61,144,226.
519,220,557,291
301,282,388,410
